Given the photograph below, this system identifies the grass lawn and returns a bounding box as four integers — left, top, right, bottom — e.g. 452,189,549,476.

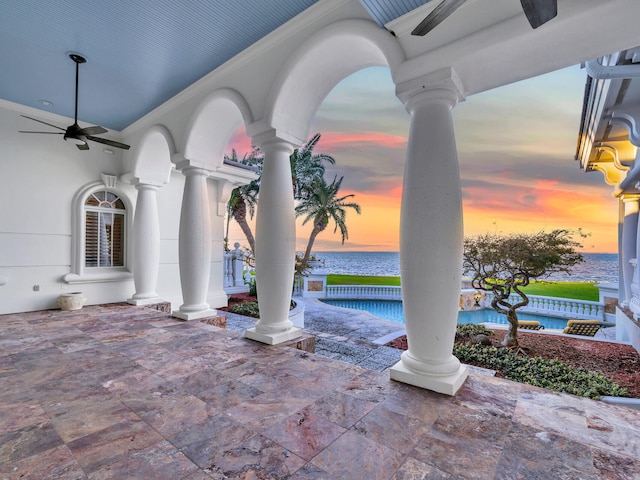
326,275,599,301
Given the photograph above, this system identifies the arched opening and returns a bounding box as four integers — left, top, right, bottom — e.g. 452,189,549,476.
182,89,253,170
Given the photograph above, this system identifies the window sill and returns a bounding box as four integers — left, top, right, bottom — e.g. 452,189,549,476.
63,271,133,284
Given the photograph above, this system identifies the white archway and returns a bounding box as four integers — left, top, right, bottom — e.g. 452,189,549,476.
263,19,404,143
173,89,258,320
182,88,254,169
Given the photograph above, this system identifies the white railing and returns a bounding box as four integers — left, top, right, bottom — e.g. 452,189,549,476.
223,243,248,292
484,292,603,320
326,285,402,300
324,285,604,320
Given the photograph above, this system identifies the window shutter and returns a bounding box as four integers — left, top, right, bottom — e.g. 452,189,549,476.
85,211,99,267
84,191,126,268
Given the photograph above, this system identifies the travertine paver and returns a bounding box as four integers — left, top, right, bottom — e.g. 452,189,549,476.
1,303,639,479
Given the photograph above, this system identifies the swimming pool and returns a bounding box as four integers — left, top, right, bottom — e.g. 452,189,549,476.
321,299,569,330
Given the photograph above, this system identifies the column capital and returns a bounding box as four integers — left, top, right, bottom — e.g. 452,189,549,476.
251,130,297,155
396,67,466,111
171,153,212,175
131,180,162,190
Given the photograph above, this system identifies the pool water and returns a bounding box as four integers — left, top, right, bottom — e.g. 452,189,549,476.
321,299,569,330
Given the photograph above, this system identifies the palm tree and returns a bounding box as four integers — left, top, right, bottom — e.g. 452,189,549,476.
295,175,361,264
224,148,262,253
290,133,335,200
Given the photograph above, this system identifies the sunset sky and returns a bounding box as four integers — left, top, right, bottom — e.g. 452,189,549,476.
226,65,618,254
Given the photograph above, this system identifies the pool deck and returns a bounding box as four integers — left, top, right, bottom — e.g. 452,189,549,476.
2,302,639,479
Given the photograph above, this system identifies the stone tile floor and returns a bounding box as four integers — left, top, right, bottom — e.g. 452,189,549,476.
1,303,639,479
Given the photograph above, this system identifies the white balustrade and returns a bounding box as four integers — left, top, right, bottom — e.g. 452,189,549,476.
484,292,603,320
326,285,402,301
223,243,249,293
324,286,604,321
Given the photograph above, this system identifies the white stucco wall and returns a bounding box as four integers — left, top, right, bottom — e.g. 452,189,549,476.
0,102,136,313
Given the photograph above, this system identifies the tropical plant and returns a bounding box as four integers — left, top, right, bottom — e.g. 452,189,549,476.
463,230,584,352
225,134,333,253
454,343,627,399
290,133,335,201
295,175,361,265
224,148,263,253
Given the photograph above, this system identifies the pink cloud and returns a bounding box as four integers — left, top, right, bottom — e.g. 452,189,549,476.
226,127,254,157
316,132,407,152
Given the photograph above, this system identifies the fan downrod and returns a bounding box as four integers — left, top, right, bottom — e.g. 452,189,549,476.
69,53,86,64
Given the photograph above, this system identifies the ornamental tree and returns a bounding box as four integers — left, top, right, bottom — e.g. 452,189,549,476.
462,230,584,351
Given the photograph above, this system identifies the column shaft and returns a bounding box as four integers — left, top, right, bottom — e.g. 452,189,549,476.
245,140,301,344
621,197,639,307
173,166,216,320
128,183,160,305
390,87,468,395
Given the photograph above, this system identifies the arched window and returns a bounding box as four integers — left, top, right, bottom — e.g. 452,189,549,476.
64,176,133,284
84,191,126,268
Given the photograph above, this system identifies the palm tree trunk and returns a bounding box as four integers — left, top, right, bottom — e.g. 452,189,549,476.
302,223,325,264
232,201,255,253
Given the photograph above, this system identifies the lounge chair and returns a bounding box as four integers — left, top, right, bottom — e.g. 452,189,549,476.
518,320,544,330
562,319,601,337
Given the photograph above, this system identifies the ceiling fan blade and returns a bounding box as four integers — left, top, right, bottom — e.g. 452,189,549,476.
520,0,557,29
19,131,64,134
20,115,66,131
76,143,90,151
78,125,108,136
86,135,131,150
411,0,468,36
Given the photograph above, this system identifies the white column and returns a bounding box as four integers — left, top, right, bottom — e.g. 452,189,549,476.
205,178,232,309
390,70,468,396
620,196,639,307
173,165,216,320
245,138,301,344
128,182,161,305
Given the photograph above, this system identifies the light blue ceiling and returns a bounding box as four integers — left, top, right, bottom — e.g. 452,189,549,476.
0,0,424,131
358,0,431,26
0,0,426,130
0,0,323,131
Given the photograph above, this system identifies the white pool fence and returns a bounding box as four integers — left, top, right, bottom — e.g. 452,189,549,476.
321,285,604,321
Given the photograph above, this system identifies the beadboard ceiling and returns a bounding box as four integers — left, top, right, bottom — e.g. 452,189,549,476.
0,0,431,131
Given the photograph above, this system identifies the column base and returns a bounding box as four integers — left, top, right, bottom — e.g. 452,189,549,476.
207,290,230,309
390,361,468,396
172,308,218,321
244,327,302,345
127,296,163,306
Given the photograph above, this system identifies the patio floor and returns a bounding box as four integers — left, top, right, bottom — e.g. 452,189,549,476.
1,303,639,479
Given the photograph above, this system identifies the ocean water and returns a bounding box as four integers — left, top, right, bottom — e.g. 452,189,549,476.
312,251,618,284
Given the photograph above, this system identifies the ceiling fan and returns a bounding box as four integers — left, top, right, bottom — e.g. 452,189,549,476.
19,53,130,151
411,0,557,36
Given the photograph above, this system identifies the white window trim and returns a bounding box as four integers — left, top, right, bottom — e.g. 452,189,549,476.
64,177,134,284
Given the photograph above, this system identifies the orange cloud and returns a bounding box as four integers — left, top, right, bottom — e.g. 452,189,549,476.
463,183,618,252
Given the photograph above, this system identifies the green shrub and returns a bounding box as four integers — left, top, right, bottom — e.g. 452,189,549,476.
456,323,493,340
454,343,628,399
246,278,257,297
228,301,260,318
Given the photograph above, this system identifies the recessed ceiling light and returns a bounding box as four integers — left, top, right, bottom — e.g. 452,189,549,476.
38,100,53,107
103,148,114,155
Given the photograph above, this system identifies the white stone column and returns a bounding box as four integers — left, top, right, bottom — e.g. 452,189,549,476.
128,182,162,305
390,69,468,396
620,196,639,307
173,164,216,320
245,138,301,344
